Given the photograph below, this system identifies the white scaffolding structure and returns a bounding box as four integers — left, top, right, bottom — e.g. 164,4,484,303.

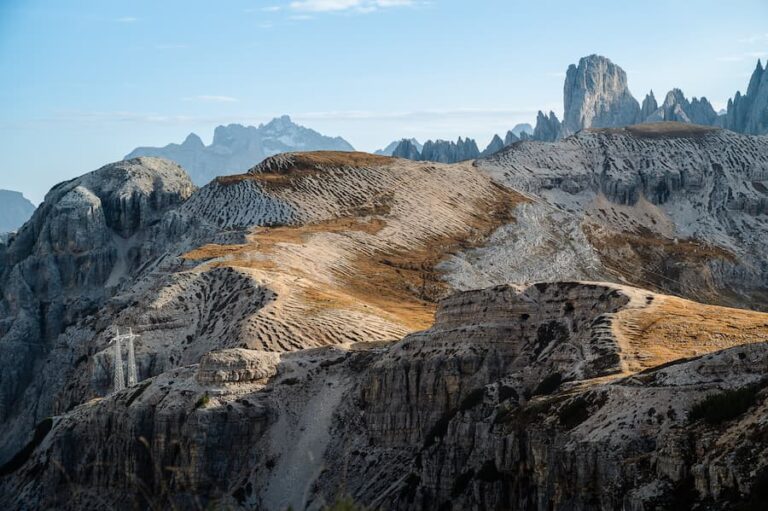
111,328,125,393
110,327,140,393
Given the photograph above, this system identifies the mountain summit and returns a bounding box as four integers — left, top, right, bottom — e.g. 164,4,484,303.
125,116,355,185
561,54,641,137
0,189,36,234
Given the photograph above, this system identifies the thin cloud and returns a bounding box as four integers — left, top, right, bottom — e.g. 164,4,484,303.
739,33,768,44
289,0,415,13
183,96,239,103
717,51,767,63
155,43,189,50
245,5,282,13
38,107,540,126
115,16,138,23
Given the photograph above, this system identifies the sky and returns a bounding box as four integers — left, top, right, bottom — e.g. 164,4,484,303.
1,0,767,203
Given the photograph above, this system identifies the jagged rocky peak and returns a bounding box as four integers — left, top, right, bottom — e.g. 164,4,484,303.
644,88,719,126
533,110,562,142
480,134,505,157
723,59,768,135
412,137,480,163
392,138,423,160
561,54,640,136
640,90,658,119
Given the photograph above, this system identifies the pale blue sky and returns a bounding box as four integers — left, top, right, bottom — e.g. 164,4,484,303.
1,0,767,202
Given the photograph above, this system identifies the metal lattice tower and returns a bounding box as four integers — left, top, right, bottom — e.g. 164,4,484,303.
111,328,125,393
124,328,139,386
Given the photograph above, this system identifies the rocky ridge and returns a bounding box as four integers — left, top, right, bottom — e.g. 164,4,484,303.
2,126,768,509
477,124,768,308
2,281,767,510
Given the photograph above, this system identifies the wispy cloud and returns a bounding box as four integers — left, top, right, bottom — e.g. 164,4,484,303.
182,95,239,103
289,0,415,13
155,43,189,50
739,33,768,44
717,50,768,63
38,107,540,126
245,5,282,13
115,16,138,23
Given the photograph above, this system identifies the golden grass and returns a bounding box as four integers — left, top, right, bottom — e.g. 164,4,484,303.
583,223,736,303
336,184,526,330
616,295,768,373
216,152,393,190
181,177,526,332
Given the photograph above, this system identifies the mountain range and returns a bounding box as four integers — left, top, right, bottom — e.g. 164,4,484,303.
125,115,355,185
0,190,36,234
2,117,768,509
531,54,768,140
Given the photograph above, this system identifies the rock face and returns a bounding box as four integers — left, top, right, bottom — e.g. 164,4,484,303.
640,90,659,120
532,110,561,141
561,55,641,137
3,282,768,510
723,59,768,135
477,124,768,309
125,116,355,185
3,128,768,510
0,150,522,470
0,157,195,462
0,190,35,234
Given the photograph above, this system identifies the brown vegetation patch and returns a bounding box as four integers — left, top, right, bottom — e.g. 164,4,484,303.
589,122,719,139
273,151,392,170
616,296,768,373
182,217,386,262
215,152,392,188
583,223,736,302
337,184,526,330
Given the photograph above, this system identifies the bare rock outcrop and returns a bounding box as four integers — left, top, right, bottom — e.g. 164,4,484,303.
0,157,195,462
561,55,641,137
3,282,767,510
532,110,561,142
478,125,768,308
197,349,280,384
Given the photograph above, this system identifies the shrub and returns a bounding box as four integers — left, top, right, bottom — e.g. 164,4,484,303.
688,385,760,425
195,392,211,409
